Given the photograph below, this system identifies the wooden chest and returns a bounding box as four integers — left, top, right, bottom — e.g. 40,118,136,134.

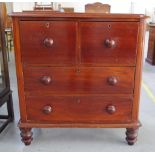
11,12,146,145
146,24,155,65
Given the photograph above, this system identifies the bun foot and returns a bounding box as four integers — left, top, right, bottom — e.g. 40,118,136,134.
126,127,139,145
20,127,33,145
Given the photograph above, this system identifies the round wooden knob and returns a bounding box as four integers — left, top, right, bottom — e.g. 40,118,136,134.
107,76,118,85
105,39,116,48
43,38,54,48
43,105,52,114
40,76,52,85
106,105,116,114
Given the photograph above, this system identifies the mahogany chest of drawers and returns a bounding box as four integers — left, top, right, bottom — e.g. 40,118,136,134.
11,12,146,145
146,24,155,65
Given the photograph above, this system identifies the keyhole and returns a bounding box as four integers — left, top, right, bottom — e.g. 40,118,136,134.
108,24,111,29
45,22,50,28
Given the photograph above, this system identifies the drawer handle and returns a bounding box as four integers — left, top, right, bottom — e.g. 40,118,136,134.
43,105,52,114
106,105,116,114
105,39,116,48
40,76,52,85
43,38,54,48
107,76,118,85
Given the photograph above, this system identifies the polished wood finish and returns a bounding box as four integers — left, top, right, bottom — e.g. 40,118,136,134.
80,22,139,66
20,21,76,65
11,12,146,145
23,67,135,94
40,76,52,85
146,24,155,65
11,12,145,20
12,17,27,122
26,96,132,123
20,127,33,145
18,121,141,128
106,105,116,114
126,127,139,145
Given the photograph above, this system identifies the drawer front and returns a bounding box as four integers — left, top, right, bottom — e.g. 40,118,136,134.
23,67,135,94
19,21,76,65
80,22,139,66
26,96,133,123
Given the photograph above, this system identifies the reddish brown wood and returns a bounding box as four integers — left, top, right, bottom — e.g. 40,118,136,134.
20,127,33,145
26,96,132,123
20,21,76,65
106,105,116,114
132,19,146,121
43,38,54,48
107,76,118,86
11,12,147,145
18,121,141,128
146,24,155,65
12,17,27,122
126,127,139,145
23,67,135,94
80,22,139,66
10,12,146,21
42,105,53,114
40,76,52,85
104,39,116,48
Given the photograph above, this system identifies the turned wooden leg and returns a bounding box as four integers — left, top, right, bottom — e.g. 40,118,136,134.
126,127,139,145
20,127,33,145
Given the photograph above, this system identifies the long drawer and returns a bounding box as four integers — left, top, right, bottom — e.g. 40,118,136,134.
23,67,135,95
26,96,133,123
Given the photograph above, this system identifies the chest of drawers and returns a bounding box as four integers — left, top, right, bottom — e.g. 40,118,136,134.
11,12,146,146
146,24,155,65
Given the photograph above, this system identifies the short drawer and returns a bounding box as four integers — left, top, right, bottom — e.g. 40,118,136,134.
19,21,76,65
26,96,133,123
80,22,139,66
23,67,135,94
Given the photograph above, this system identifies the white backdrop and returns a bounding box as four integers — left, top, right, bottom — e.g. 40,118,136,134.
12,0,155,17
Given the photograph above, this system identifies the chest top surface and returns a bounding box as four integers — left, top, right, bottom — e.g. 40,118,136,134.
10,12,146,21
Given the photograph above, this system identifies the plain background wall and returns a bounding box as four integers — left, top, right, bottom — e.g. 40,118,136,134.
12,0,155,21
